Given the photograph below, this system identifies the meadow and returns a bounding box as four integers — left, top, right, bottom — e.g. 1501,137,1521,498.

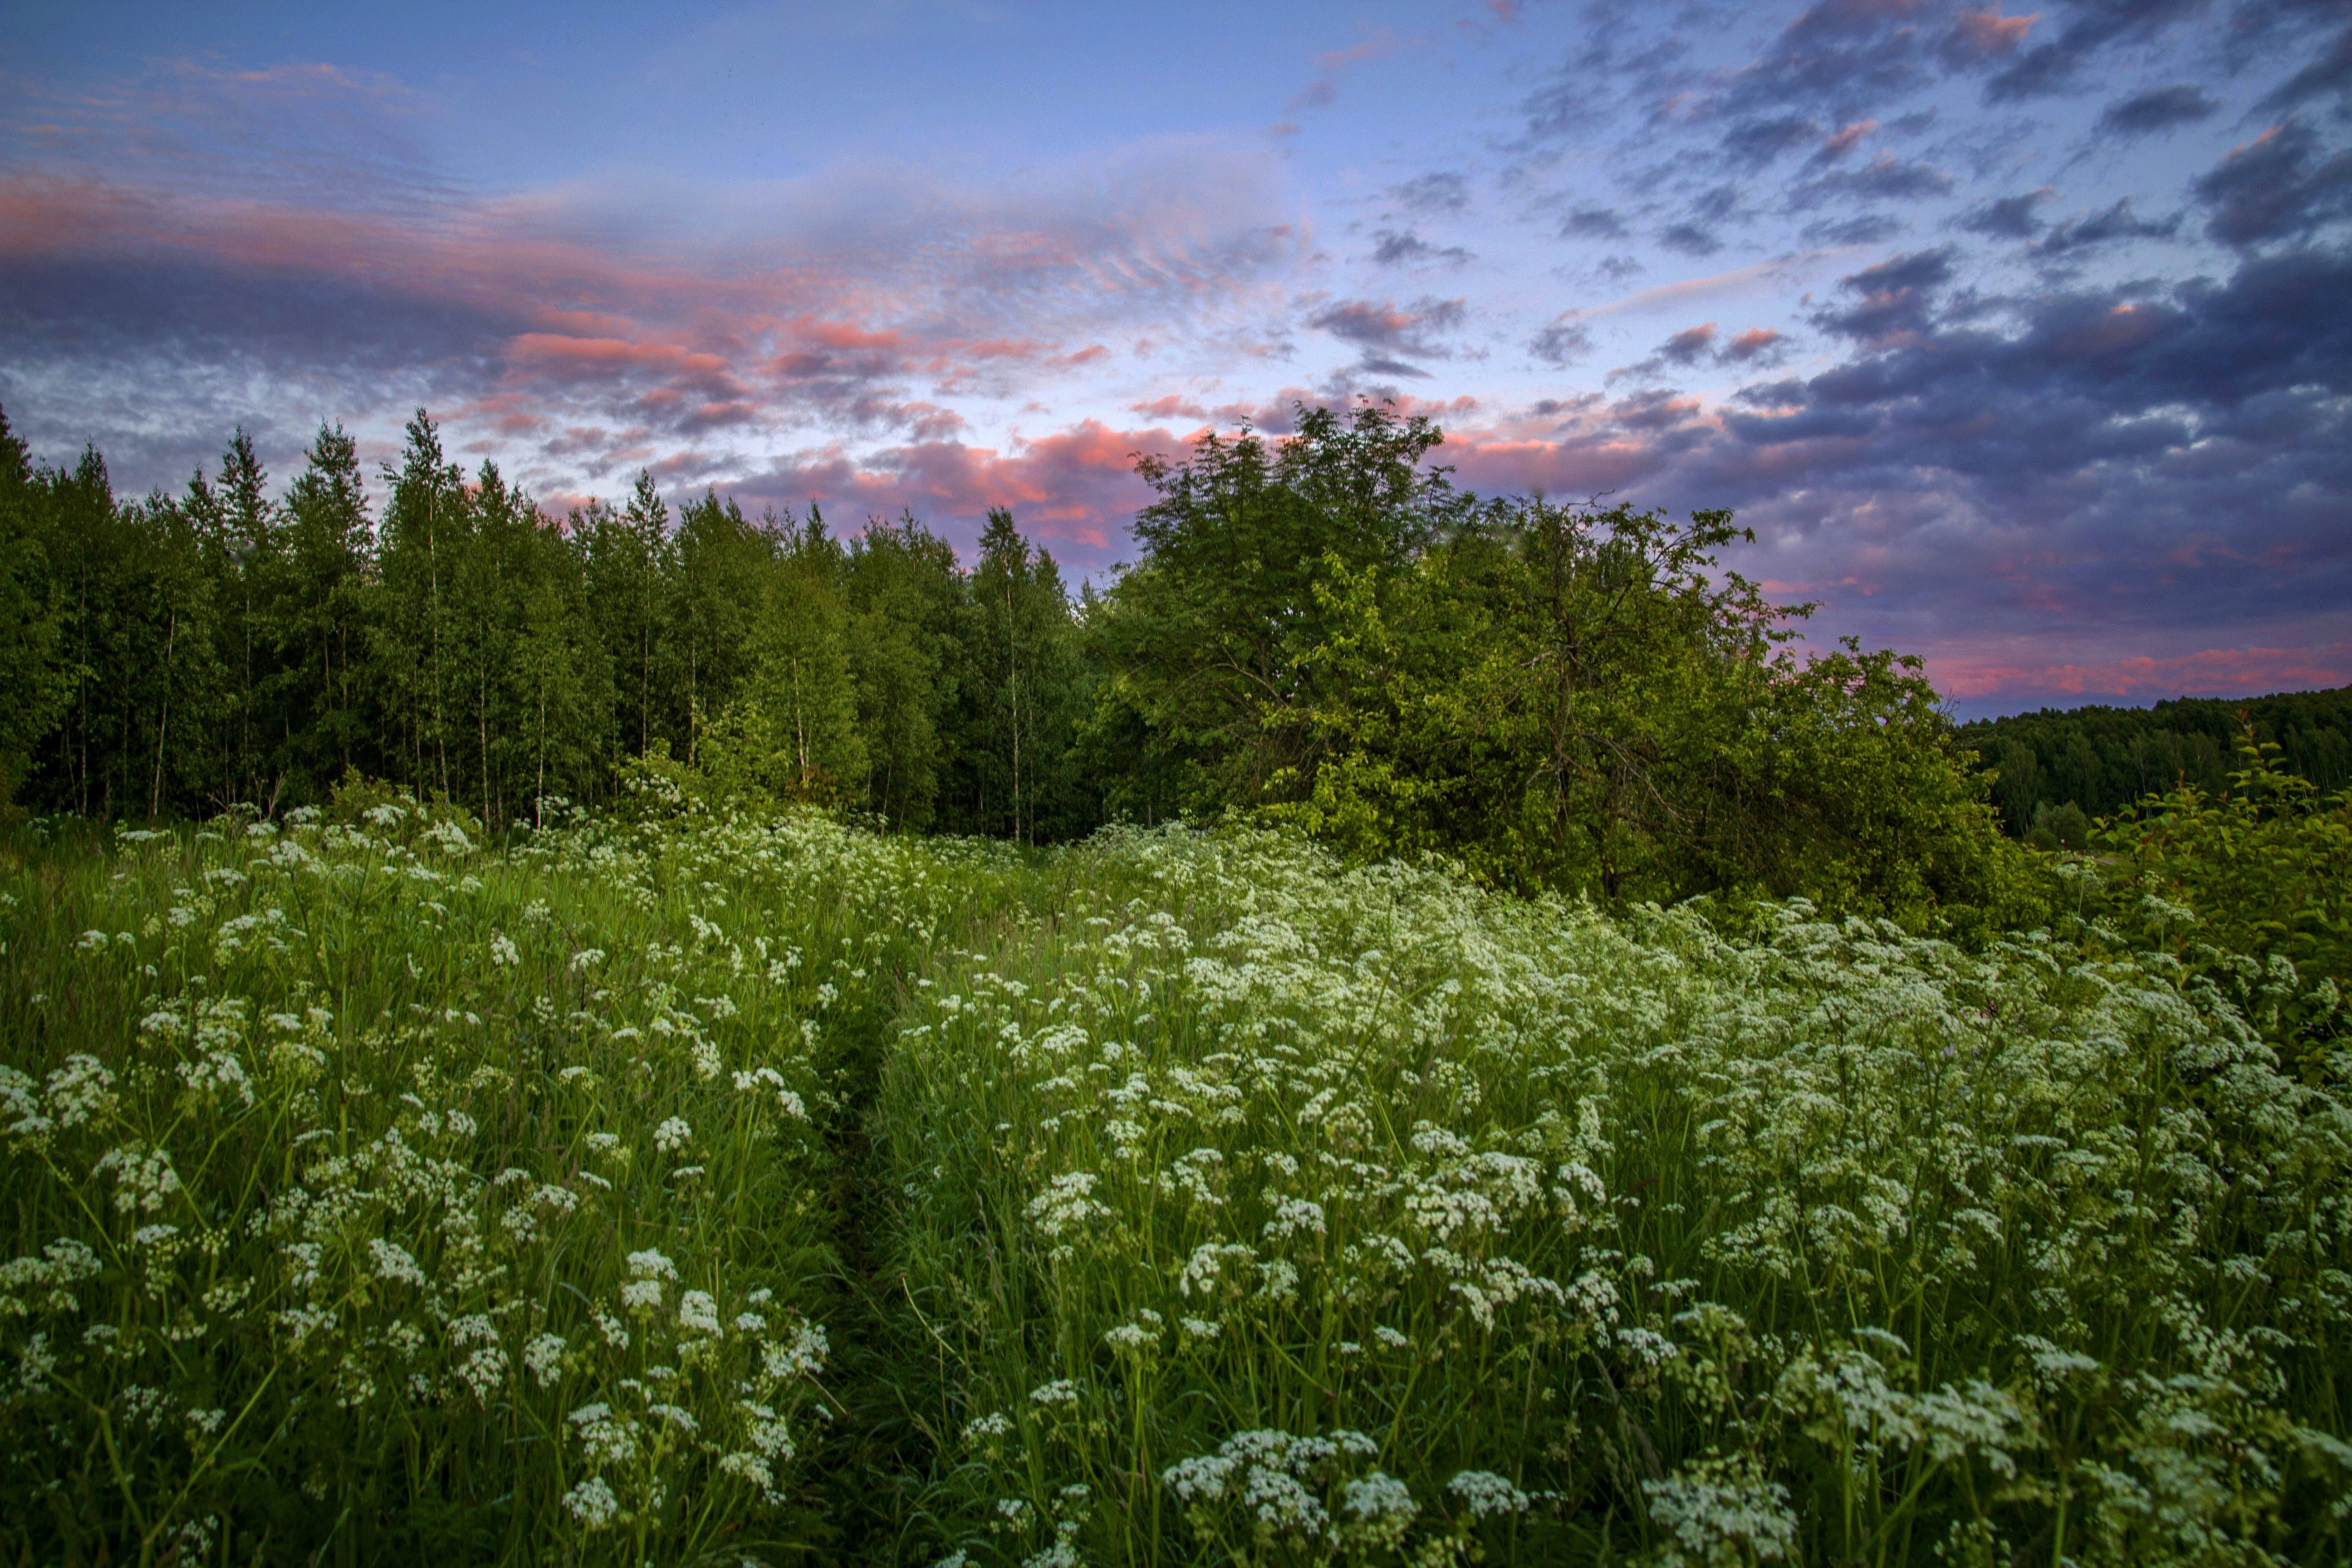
3,794,2347,1566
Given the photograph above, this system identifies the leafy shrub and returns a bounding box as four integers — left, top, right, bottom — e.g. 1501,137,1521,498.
2047,731,2352,1075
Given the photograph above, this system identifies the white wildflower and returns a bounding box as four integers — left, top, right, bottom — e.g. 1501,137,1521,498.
94,1142,181,1214
369,1239,426,1288
1342,1470,1418,1548
563,1475,621,1529
678,1290,722,1336
719,1449,775,1493
762,1323,829,1379
744,1400,797,1458
448,1314,499,1347
49,1055,118,1127
456,1345,507,1400
1027,1172,1111,1240
1643,1455,1797,1566
1263,1196,1327,1241
1448,1470,1529,1518
569,1402,639,1466
523,1332,567,1387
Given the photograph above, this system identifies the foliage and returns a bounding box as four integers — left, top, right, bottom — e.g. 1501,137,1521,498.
872,823,2351,1565
2034,728,2352,1075
0,405,1093,848
0,798,1013,1564
0,391,2321,948
1086,407,2026,924
5,797,2347,1563
1081,404,1470,824
1960,686,2352,837
0,408,72,809
842,514,969,834
741,515,870,806
948,509,1094,845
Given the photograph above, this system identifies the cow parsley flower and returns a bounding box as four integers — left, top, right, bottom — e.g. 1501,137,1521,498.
563,1475,620,1530
523,1332,566,1387
678,1290,722,1336
1448,1470,1529,1518
369,1239,426,1288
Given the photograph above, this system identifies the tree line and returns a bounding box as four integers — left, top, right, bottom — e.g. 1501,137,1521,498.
1958,686,2352,849
0,407,1089,843
3,399,2048,924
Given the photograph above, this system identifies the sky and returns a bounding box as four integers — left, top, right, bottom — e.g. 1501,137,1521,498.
3,0,2348,719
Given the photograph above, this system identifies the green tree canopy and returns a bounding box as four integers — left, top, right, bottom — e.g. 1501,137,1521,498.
1085,403,2024,922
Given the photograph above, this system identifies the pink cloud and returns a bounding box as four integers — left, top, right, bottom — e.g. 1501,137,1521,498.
1946,8,2038,59
1283,26,1420,119
1815,120,1877,162
1130,394,1208,421
724,419,1199,563
0,121,1295,469
509,334,735,377
1932,643,2352,702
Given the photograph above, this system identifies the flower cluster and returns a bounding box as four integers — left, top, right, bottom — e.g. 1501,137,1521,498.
885,822,2352,1563
0,803,966,1564
7,803,2347,1565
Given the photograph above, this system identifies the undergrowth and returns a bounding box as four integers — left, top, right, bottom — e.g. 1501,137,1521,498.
2,803,2347,1566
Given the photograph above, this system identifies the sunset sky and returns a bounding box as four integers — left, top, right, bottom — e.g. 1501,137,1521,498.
4,0,2347,717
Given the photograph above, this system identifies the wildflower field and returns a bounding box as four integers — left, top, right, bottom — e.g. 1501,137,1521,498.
4,801,2349,1566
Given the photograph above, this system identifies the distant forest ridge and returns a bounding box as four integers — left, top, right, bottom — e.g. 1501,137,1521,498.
1960,685,2352,838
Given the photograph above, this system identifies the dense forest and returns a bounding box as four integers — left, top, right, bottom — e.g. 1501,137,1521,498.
0,406,1085,844
1960,686,2352,848
4,397,2337,932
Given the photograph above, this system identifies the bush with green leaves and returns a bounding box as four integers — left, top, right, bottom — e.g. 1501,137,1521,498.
2039,732,2352,1076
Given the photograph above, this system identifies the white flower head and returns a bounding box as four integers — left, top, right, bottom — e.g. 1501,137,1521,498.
962,1411,1014,1444
1448,1470,1530,1519
563,1474,620,1530
1642,1454,1796,1565
1344,1471,1418,1522
523,1332,566,1387
369,1239,426,1288
678,1289,722,1336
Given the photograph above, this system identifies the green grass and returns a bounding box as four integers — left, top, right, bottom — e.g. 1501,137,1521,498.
3,804,2347,1565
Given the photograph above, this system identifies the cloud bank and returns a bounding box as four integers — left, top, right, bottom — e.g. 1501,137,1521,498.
2,0,2347,715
